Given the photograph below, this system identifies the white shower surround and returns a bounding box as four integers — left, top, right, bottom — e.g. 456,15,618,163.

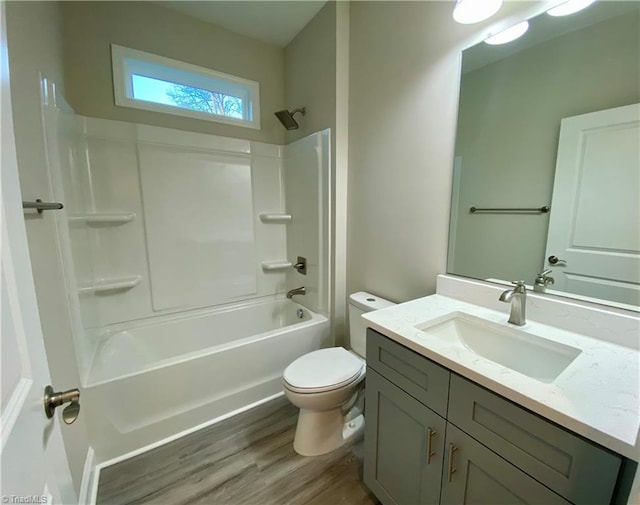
64,117,331,367
82,298,329,461
46,107,332,462
72,117,294,334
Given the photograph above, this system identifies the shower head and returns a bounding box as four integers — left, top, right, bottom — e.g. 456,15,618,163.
274,107,306,130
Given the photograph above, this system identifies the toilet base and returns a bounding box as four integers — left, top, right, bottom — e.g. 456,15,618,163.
293,409,365,457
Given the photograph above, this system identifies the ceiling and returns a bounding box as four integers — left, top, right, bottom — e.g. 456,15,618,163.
158,1,327,48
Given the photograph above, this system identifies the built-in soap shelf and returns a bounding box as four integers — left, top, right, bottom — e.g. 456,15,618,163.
259,213,292,223
69,212,136,225
78,275,142,294
261,261,293,272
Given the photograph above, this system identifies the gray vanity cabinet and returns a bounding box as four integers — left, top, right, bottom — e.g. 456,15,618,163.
364,329,625,505
440,424,571,505
364,368,446,505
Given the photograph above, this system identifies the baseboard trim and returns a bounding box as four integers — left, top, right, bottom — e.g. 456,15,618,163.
78,447,96,505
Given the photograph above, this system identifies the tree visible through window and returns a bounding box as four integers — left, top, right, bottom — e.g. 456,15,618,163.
166,84,243,119
131,74,243,120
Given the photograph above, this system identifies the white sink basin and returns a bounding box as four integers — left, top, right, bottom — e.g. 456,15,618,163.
415,312,582,383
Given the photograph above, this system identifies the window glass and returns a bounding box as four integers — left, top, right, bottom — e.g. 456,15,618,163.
131,75,244,119
112,45,260,129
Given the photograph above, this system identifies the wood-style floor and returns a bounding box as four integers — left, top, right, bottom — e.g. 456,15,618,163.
96,397,379,505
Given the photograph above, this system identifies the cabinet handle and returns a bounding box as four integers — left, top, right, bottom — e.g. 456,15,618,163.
448,443,458,482
427,428,437,464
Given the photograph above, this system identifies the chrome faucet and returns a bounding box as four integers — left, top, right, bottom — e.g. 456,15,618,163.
499,281,527,326
286,286,306,299
533,269,554,293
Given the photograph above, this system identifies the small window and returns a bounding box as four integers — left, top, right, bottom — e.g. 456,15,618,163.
111,45,260,129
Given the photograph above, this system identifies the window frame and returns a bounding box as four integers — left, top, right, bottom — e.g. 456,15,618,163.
111,44,261,129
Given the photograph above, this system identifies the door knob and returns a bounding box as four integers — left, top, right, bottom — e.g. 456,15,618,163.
44,385,81,424
548,255,566,265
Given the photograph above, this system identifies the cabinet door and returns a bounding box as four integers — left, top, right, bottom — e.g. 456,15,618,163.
441,424,571,505
448,374,621,504
367,329,450,417
364,368,446,505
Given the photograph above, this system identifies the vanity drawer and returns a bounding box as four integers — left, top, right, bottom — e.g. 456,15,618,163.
448,374,622,505
366,329,450,417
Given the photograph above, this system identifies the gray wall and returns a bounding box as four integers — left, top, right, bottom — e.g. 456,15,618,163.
284,1,336,145
347,1,540,304
284,2,352,346
60,1,286,144
452,12,640,285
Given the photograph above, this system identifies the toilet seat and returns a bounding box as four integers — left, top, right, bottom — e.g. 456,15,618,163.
283,347,364,394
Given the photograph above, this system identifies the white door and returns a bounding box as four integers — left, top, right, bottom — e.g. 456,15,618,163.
545,103,640,307
1,4,76,504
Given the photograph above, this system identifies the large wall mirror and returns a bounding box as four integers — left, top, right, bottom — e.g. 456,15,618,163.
448,1,640,311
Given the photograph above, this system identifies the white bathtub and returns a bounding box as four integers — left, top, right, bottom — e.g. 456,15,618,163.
82,297,330,462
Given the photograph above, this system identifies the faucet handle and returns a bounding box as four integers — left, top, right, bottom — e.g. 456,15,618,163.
511,280,527,292
535,269,554,288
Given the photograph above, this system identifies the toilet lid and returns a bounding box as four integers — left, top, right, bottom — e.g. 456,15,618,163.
283,348,364,392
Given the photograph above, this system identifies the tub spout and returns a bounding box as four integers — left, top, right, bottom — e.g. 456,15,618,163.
287,287,306,299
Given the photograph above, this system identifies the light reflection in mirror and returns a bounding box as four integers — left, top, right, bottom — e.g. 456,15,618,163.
448,1,640,311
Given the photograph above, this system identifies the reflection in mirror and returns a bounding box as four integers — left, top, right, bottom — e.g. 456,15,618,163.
448,1,640,310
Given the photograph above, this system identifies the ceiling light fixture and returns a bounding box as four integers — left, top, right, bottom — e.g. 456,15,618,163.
453,0,503,24
546,0,598,17
484,21,529,45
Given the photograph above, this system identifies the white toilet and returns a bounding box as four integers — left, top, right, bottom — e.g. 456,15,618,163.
283,291,395,456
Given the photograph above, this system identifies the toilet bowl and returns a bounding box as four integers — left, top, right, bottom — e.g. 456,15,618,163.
283,292,395,456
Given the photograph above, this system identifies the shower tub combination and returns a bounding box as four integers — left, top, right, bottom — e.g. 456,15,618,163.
82,297,330,462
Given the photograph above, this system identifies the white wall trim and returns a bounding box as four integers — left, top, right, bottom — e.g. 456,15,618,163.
78,448,96,505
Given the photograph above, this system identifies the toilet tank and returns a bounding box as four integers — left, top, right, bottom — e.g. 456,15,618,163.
349,291,395,358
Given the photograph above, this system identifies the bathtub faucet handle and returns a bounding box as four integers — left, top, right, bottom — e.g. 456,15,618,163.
293,256,307,275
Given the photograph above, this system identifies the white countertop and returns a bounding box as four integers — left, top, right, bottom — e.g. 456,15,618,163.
363,294,640,461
